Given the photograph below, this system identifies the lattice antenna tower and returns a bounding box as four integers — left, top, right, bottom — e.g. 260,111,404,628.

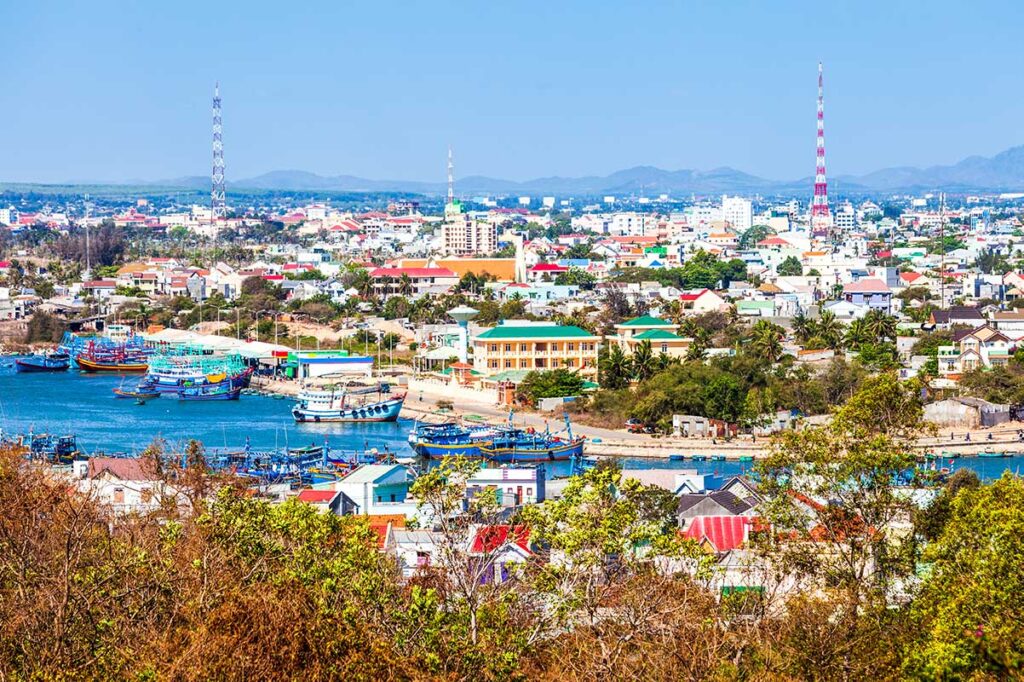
211,82,226,220
811,62,831,235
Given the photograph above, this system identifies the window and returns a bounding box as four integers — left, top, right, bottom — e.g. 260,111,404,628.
505,344,512,352
520,343,527,351
527,487,533,496
504,359,512,368
489,344,498,352
390,493,396,502
568,342,575,351
662,343,669,353
489,359,499,368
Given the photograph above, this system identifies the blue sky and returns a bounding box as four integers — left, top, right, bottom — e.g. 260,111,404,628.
1,0,1022,184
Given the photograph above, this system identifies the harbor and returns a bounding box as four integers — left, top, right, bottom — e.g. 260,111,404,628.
0,358,1023,482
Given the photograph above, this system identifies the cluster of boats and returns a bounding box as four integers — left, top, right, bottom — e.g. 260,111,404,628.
407,413,586,463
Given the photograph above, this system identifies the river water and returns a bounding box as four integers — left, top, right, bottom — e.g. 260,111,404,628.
1,364,1022,480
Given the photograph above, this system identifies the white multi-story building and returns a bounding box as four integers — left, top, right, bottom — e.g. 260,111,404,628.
721,195,753,232
834,202,856,230
440,201,497,256
0,207,15,226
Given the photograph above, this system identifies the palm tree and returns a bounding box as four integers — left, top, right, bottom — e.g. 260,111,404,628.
816,310,845,350
656,351,678,371
398,273,414,297
864,309,898,343
844,318,872,350
600,344,633,390
792,312,815,343
631,340,657,382
749,320,785,363
685,339,708,362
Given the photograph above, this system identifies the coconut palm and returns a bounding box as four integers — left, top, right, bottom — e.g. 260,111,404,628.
864,309,898,343
750,319,785,363
398,273,414,297
844,318,872,350
631,340,658,382
792,312,815,343
600,344,633,390
685,339,708,362
816,310,845,350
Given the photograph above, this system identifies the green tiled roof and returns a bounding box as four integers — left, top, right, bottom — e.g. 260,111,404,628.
619,315,672,327
475,324,596,340
632,329,685,341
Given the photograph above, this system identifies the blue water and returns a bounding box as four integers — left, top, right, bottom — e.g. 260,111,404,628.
1,365,1023,480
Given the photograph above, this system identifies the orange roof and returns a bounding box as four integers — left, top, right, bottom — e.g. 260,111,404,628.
398,258,516,281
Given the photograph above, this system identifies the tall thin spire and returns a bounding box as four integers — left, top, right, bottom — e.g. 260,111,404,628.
811,62,831,235
447,145,454,205
211,82,226,220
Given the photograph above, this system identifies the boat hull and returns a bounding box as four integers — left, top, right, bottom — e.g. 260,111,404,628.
76,356,149,373
481,438,585,463
177,387,242,401
292,395,405,423
15,358,70,372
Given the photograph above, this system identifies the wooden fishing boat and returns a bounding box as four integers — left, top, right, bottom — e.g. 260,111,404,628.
113,387,161,401
76,355,149,373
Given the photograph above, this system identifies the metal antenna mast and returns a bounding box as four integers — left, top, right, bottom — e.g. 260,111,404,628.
447,146,454,205
811,62,831,237
211,82,226,221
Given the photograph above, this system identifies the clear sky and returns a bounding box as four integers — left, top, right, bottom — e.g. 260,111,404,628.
1,0,1022,184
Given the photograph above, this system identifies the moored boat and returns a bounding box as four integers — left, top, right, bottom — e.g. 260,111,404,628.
177,381,241,401
292,384,405,423
15,352,71,373
76,354,150,373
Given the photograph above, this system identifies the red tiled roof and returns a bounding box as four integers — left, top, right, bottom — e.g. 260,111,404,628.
470,525,531,554
296,489,337,503
684,515,752,552
757,237,790,247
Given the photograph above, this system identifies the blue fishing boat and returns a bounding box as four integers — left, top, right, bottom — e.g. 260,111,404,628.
27,433,80,464
408,422,500,458
292,384,405,423
15,352,71,373
177,381,241,401
411,412,586,463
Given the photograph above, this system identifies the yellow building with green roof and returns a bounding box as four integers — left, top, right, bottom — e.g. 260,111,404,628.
471,321,600,377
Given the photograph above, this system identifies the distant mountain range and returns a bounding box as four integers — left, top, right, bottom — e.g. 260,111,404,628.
127,144,1024,196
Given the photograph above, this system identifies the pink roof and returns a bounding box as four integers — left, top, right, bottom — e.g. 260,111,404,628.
843,278,890,294
470,525,531,554
900,272,922,283
296,490,337,503
87,457,160,481
0,261,10,268
684,516,753,552
369,267,456,278
757,237,791,247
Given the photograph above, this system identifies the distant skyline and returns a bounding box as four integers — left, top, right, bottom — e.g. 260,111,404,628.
2,1,1023,185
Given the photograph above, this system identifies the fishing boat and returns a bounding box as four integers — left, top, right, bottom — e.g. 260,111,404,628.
27,433,81,464
480,428,585,463
292,383,405,423
977,450,1008,458
146,350,252,393
76,354,150,373
113,379,161,402
15,351,71,373
177,381,241,401
408,421,501,458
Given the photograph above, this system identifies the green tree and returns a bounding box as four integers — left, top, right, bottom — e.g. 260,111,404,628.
906,474,1024,679
517,368,586,405
749,319,785,363
631,340,657,382
815,310,845,349
599,344,633,390
777,255,803,276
